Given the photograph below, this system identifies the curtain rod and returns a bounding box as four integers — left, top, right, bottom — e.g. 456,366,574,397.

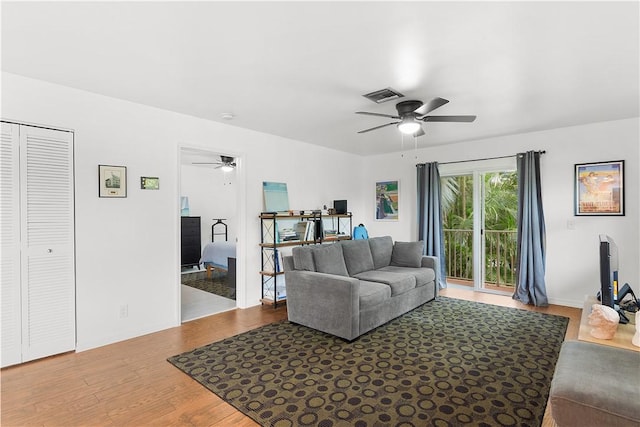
418,150,546,166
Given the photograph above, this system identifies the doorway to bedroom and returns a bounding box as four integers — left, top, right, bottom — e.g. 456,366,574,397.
180,147,239,322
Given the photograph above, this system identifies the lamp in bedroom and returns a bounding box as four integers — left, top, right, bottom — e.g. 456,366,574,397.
181,196,190,216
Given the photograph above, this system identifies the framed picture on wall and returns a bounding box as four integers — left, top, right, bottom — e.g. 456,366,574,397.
263,181,290,213
574,160,624,216
375,180,399,221
140,176,159,190
99,165,127,198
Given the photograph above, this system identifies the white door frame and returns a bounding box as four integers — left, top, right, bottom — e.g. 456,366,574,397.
176,144,247,322
472,170,485,291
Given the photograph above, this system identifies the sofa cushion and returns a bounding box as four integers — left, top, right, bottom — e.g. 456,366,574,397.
369,236,393,269
341,240,375,276
353,270,416,296
390,241,424,268
378,266,435,287
292,246,315,271
312,244,349,277
550,341,640,427
358,280,392,309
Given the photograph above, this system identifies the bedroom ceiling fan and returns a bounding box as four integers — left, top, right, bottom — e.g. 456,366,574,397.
356,97,476,137
192,155,236,171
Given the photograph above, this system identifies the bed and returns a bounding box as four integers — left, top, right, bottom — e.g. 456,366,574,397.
200,241,236,278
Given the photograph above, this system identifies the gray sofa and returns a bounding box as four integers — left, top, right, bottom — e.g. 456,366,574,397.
282,236,439,340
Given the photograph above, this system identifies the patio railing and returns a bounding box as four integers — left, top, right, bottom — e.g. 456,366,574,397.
444,229,517,288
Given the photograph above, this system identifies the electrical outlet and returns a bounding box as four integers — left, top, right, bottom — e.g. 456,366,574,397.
119,304,128,318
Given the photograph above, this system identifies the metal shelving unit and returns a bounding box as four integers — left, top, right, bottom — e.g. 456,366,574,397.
259,212,352,307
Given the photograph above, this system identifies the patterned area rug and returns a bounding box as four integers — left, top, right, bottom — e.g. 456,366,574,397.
181,270,236,300
168,297,568,426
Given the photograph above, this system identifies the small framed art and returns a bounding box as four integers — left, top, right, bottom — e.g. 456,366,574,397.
141,177,159,190
99,165,127,198
375,180,399,220
574,160,624,216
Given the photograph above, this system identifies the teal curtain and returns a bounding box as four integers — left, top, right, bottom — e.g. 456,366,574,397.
513,151,548,306
417,162,446,289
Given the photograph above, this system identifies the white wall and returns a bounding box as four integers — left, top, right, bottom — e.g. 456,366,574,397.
2,72,365,351
4,71,637,354
181,164,238,244
364,118,639,308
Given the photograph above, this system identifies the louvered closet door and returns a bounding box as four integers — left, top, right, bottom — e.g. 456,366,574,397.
19,125,75,363
1,122,22,367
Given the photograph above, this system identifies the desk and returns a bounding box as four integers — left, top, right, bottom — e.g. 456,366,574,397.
578,295,639,352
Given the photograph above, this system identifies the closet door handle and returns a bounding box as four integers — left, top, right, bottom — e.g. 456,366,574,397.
47,249,53,253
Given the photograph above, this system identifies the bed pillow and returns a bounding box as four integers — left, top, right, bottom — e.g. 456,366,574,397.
390,241,424,268
292,246,315,271
312,244,349,277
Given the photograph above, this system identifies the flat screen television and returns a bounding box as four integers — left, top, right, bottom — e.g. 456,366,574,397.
598,234,619,308
598,234,639,324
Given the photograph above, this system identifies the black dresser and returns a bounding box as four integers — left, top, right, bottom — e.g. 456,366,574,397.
181,216,201,268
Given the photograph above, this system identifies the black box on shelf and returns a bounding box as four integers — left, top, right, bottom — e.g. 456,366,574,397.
333,200,347,214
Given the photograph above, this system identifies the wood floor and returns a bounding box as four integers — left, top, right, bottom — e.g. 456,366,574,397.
1,289,580,427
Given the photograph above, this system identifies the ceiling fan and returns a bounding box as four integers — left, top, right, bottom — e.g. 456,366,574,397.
192,155,236,171
356,97,476,137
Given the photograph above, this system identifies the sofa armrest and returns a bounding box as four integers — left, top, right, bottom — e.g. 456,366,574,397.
285,270,360,340
421,255,440,296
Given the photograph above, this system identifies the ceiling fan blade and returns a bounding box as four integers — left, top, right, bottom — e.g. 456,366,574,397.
415,97,449,116
192,162,221,165
357,122,399,134
356,111,401,119
421,115,476,123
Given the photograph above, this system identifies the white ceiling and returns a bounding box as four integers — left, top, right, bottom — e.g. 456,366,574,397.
2,1,638,156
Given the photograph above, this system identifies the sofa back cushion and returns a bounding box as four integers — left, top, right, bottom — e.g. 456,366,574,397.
291,246,316,271
312,243,349,277
390,241,425,268
369,236,393,269
340,239,375,276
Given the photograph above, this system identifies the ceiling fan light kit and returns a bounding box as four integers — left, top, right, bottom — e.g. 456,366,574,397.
397,118,421,135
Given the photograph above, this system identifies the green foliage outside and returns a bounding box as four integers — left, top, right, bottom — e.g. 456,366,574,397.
441,172,518,287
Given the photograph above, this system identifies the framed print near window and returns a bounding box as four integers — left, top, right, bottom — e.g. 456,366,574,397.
99,165,127,198
574,160,624,216
375,180,399,220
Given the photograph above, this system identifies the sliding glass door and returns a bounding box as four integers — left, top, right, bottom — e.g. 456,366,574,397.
440,159,517,293
483,171,518,292
441,173,475,288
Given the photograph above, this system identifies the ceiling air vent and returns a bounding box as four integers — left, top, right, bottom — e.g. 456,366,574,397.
362,87,404,104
